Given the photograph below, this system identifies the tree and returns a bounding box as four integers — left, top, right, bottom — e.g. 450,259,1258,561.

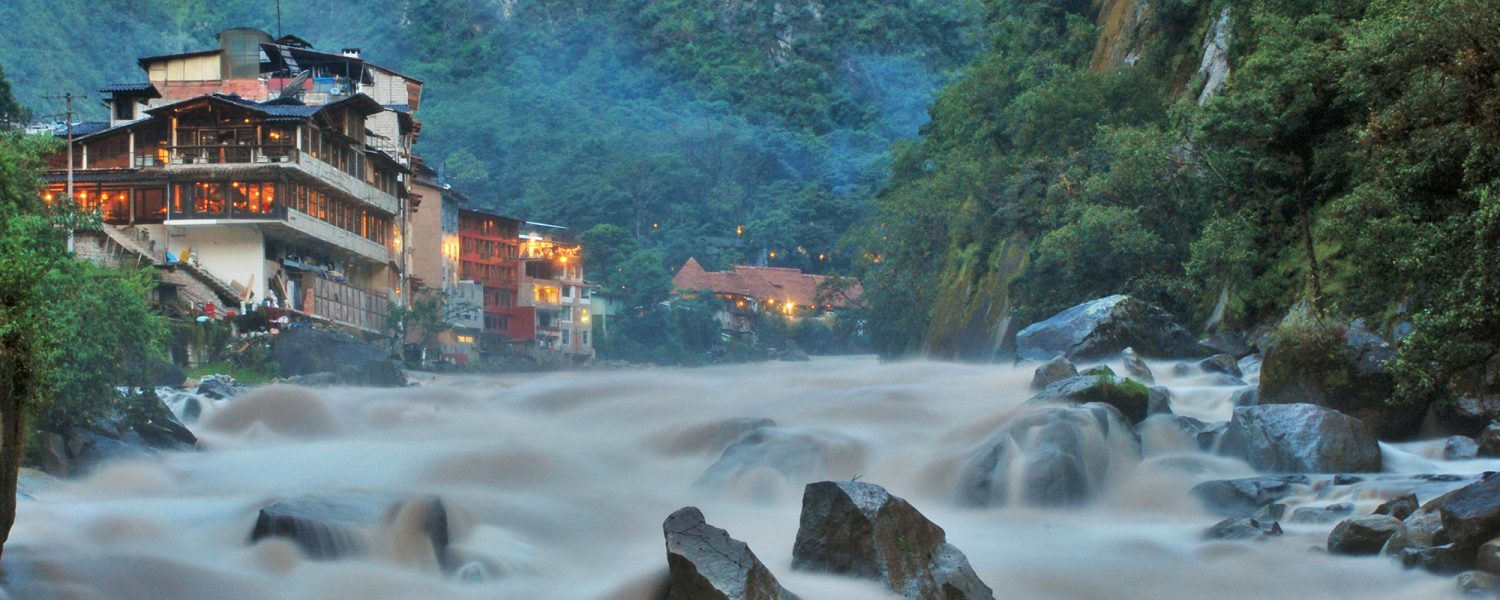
0,130,168,556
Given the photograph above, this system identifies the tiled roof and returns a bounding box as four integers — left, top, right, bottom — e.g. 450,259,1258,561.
672,258,863,308
99,82,161,97
63,121,113,137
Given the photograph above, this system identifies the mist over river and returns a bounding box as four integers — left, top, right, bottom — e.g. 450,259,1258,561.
2,357,1487,599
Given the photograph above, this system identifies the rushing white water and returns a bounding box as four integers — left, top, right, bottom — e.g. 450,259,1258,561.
3,357,1488,599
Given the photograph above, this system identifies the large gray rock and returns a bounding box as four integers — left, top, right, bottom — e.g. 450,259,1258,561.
693,427,864,494
1121,348,1154,384
1015,295,1202,362
1440,473,1500,551
663,507,797,600
1190,475,1309,517
1327,515,1403,555
959,404,1139,507
1476,539,1500,575
792,481,994,600
1029,374,1151,424
1030,356,1078,390
1216,404,1382,473
271,327,406,387
1456,571,1500,596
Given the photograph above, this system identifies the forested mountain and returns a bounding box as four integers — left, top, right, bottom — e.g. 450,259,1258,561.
0,0,980,274
861,0,1500,418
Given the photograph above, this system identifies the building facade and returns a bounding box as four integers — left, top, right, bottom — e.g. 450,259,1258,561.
46,29,421,335
519,223,593,358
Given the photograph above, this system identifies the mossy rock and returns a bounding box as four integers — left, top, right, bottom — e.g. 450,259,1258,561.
1029,373,1151,424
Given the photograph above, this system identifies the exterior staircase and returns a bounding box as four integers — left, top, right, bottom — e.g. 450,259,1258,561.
98,224,241,305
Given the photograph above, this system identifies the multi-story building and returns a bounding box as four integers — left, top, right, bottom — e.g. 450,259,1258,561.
45,28,421,335
457,207,531,354
408,161,480,361
519,223,593,359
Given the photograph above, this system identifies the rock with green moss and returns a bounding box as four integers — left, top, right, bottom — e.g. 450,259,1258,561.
1259,314,1424,439
1029,373,1152,424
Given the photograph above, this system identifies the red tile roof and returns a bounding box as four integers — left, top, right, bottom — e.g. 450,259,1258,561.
672,258,863,308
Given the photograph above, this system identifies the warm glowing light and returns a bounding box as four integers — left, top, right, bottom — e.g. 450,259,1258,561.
769,251,777,259
736,224,744,236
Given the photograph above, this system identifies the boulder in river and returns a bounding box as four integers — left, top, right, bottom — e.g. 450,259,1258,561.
1200,330,1253,359
959,403,1139,507
271,327,406,387
663,507,797,600
1015,295,1203,362
250,495,453,570
1375,494,1420,521
692,427,864,497
1030,356,1078,390
1456,571,1500,596
1204,516,1282,540
33,390,199,477
1327,515,1403,555
1291,503,1354,524
1439,473,1500,551
1475,539,1500,575
1196,354,1242,378
1445,436,1480,461
1121,347,1154,384
1479,422,1500,457
1029,373,1151,424
792,481,994,600
1216,404,1382,473
1191,475,1310,517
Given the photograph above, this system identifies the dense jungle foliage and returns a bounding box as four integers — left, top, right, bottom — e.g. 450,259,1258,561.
860,0,1500,413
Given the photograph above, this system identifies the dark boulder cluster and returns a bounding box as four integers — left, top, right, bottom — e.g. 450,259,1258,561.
661,482,994,600
270,327,407,387
959,403,1139,507
1321,473,1500,591
34,391,199,477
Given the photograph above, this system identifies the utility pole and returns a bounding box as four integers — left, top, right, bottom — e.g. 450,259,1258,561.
65,92,75,254
276,0,283,38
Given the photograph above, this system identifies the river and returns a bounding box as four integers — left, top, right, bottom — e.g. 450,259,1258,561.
2,356,1486,599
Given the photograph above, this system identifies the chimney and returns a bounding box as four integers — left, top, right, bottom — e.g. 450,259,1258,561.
342,48,362,58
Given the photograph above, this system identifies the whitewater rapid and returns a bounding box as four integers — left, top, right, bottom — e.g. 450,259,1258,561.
2,357,1487,599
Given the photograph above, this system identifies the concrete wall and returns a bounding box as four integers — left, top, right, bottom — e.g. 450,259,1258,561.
408,180,446,289
168,224,266,307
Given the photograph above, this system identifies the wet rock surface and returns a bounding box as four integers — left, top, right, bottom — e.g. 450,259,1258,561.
1327,515,1403,555
1216,404,1381,473
1375,494,1419,521
792,481,994,600
1204,516,1282,540
1121,347,1154,383
250,495,453,570
1196,354,1243,378
693,427,864,495
1258,318,1423,439
1030,356,1078,390
1015,295,1203,361
1191,476,1309,517
1439,473,1500,551
960,403,1139,507
271,327,407,387
663,507,797,600
1290,503,1354,524
33,391,199,477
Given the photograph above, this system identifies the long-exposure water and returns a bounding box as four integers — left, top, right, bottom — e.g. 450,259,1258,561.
2,357,1486,599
